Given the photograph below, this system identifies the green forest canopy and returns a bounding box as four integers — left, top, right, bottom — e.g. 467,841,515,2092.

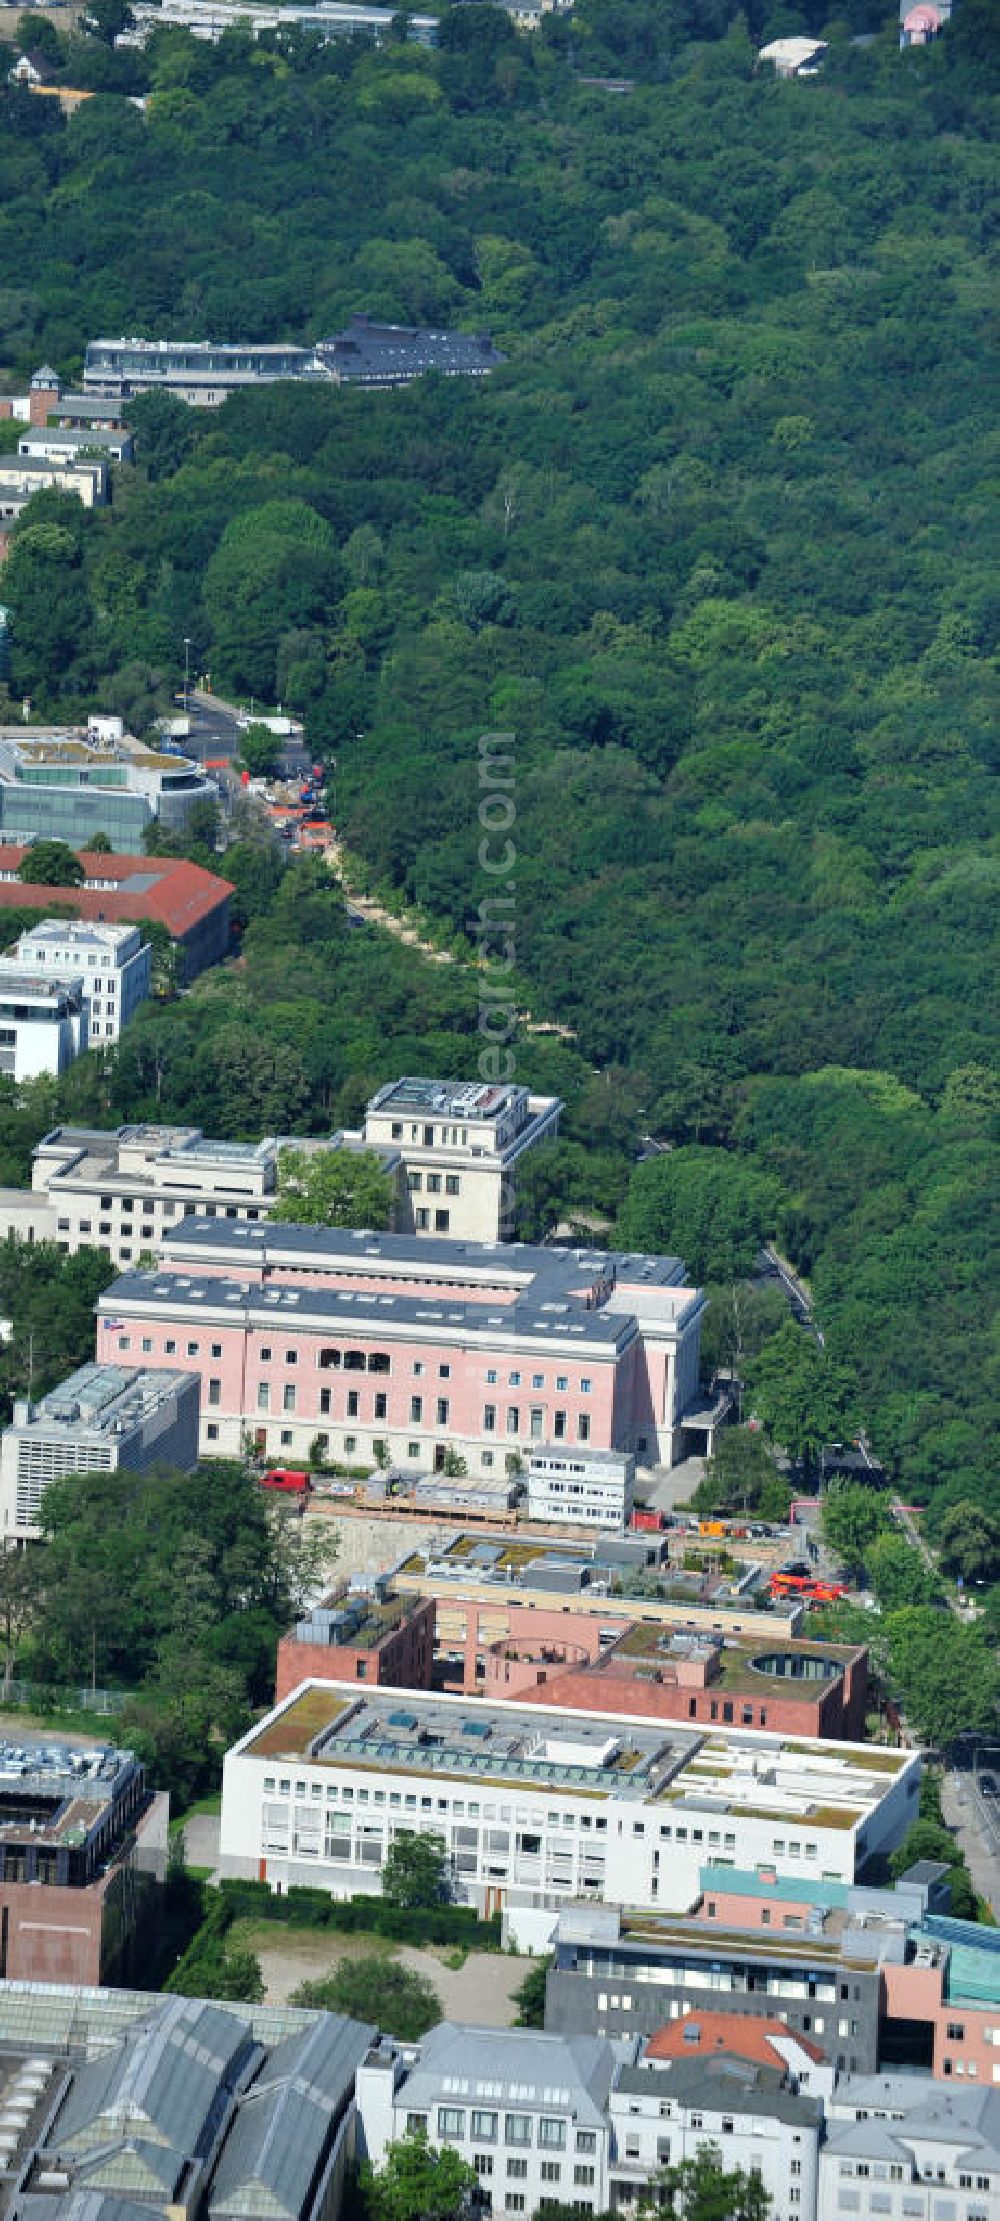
0,1,995,1530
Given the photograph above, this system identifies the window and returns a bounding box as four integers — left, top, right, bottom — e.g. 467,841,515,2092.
446,1175,460,1194
574,2167,595,2187
427,1174,442,1194
280,1430,292,1446
206,1422,219,1441
505,2117,531,2147
186,1340,199,1356
486,1369,497,1384
507,1408,520,1434
578,1415,591,1442
165,1339,176,1355
507,2160,528,2180
439,1363,451,1378
484,1404,497,1431
438,2108,465,2140
208,1379,222,1407
472,2113,498,2142
435,1210,451,1232
581,1378,591,1393
374,1393,387,1419
539,2121,566,2151
554,1410,567,1438
541,2163,562,2184
405,2112,426,2134
283,1384,296,1413
948,2024,966,2041
118,1335,131,1351
509,1371,521,1386
416,1209,429,1230
320,1389,332,1415
260,1346,272,1362
576,2134,596,2155
211,1342,222,1358
141,1337,152,1353
507,2199,525,2213
436,1399,449,1425
347,1391,359,1417
413,1362,425,1377
474,2155,494,2179
407,1172,422,1192
410,1396,423,1422
408,1443,420,1458
285,1349,297,1366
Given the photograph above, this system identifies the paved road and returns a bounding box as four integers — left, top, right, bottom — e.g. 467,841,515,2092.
892,1498,967,1619
760,1246,825,1347
941,1769,999,1915
180,1812,221,1878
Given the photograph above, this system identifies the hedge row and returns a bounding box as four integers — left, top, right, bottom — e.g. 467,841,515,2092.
217,1878,502,1949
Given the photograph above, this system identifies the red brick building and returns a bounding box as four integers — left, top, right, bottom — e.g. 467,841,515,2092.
0,1736,167,1985
280,1583,867,1740
275,1588,435,1706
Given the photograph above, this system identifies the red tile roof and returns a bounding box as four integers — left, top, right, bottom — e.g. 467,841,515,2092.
646,2013,825,2068
0,849,234,942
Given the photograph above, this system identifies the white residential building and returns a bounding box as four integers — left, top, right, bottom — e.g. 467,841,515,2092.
219,1681,921,1924
355,1076,562,1243
0,964,86,1081
527,1444,635,1530
0,1362,200,1539
0,1122,281,1264
818,2081,1000,2221
355,2021,617,2216
15,919,151,1043
608,2043,823,2221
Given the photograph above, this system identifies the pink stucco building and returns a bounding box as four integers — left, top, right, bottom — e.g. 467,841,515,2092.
94,1218,706,1474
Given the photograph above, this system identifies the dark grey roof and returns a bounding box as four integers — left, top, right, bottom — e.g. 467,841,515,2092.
103,1268,633,1349
23,2198,156,2221
52,1997,254,2157
615,2054,821,2129
210,2017,372,2221
318,315,505,383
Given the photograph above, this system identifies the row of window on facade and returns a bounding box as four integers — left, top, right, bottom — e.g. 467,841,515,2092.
113,1335,594,1397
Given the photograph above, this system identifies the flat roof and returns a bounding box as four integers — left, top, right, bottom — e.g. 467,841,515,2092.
0,1737,138,1850
25,1362,194,1435
19,919,139,950
0,967,81,1001
367,1076,530,1121
234,1682,915,1825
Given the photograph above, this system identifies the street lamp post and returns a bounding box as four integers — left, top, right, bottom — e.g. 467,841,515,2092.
183,637,192,716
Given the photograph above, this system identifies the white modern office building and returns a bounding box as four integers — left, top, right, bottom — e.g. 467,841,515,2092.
355,2021,617,2215
0,1361,200,1539
527,1444,635,1530
354,1077,562,1243
14,919,151,1043
0,1122,282,1263
0,964,86,1081
219,1682,921,1926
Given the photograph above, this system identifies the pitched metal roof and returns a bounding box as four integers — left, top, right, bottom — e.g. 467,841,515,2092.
209,2018,373,2221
